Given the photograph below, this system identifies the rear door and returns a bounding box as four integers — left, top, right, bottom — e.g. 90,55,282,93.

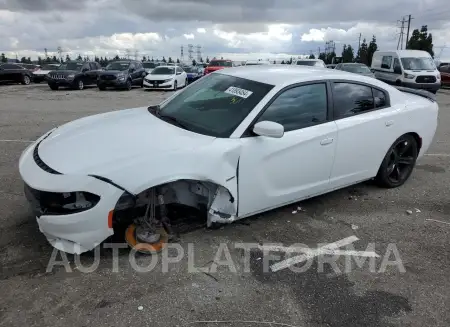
329,81,401,188
238,82,338,217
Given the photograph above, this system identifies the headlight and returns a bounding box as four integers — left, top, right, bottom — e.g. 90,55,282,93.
404,73,415,79
436,74,441,80
163,78,172,83
61,192,100,211
67,74,75,79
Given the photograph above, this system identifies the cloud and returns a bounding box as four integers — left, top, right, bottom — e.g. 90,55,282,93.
0,0,449,61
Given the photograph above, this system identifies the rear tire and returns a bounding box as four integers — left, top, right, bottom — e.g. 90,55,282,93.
375,134,418,188
21,75,31,85
98,84,106,91
49,84,59,91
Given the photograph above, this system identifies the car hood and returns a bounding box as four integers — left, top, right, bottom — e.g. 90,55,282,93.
99,70,126,75
49,70,79,75
37,107,216,176
34,70,52,75
145,74,174,80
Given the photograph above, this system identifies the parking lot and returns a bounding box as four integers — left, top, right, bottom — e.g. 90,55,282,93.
0,83,449,327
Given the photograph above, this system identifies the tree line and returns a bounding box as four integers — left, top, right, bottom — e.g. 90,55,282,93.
0,26,434,67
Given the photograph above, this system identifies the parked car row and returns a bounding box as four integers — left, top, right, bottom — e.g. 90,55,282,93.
0,59,233,91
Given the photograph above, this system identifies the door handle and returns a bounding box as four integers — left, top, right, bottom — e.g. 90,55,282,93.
320,138,334,145
385,120,394,127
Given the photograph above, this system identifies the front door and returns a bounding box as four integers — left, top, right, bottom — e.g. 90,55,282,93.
238,82,338,217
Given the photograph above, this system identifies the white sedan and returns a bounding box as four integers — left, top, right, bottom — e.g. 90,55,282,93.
19,65,438,254
143,65,188,90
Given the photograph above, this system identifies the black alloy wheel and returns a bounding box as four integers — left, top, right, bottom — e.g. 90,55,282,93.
376,134,418,188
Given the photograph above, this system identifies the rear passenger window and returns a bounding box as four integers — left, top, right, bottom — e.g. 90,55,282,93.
381,56,392,69
257,83,328,132
332,83,374,118
373,88,387,108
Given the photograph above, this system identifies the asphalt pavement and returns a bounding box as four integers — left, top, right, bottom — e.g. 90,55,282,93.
0,83,449,327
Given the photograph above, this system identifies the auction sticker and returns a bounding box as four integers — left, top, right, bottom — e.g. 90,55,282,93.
224,86,253,99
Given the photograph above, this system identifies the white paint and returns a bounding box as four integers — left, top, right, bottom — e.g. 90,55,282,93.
269,236,380,272
425,219,450,226
18,66,439,254
224,86,254,99
0,139,34,143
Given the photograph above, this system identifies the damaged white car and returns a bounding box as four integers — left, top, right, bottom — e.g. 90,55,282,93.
19,65,438,254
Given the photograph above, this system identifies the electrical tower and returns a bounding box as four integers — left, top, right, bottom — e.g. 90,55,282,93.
397,17,408,50
196,45,201,62
180,46,184,62
188,44,194,61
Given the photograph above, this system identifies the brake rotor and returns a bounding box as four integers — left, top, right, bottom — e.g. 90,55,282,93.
125,223,169,254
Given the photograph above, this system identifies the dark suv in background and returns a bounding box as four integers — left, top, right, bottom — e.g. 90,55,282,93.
0,63,33,85
47,61,102,90
97,60,146,90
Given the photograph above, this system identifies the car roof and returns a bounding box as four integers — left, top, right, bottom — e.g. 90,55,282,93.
295,59,323,61
375,50,431,58
217,65,389,87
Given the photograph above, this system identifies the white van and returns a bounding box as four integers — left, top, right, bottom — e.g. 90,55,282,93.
371,50,441,93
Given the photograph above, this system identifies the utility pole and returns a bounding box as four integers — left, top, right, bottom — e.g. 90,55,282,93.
397,17,407,50
358,33,362,54
405,14,413,49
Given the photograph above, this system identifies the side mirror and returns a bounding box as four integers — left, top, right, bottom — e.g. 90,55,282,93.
129,67,135,72
176,72,182,75
253,121,284,138
394,67,402,74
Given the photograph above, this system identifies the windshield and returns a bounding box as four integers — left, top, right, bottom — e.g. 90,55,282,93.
296,61,319,66
106,62,130,71
401,57,436,70
209,60,232,67
342,64,371,74
58,62,83,71
151,67,175,75
143,62,157,69
157,73,274,137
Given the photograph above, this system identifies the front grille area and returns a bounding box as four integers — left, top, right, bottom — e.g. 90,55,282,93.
100,75,117,80
24,184,100,216
50,74,66,80
33,141,62,175
416,75,437,83
146,80,165,85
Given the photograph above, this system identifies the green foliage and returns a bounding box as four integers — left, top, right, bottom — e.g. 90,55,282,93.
341,44,355,62
406,25,434,57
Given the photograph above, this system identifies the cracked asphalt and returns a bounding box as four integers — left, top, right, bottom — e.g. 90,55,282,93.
0,83,449,327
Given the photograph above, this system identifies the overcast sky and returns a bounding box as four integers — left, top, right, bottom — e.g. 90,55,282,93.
0,0,449,61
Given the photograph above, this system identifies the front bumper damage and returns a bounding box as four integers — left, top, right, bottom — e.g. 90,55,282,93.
19,136,124,254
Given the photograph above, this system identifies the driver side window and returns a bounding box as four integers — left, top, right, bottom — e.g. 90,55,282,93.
257,83,328,132
393,58,401,72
